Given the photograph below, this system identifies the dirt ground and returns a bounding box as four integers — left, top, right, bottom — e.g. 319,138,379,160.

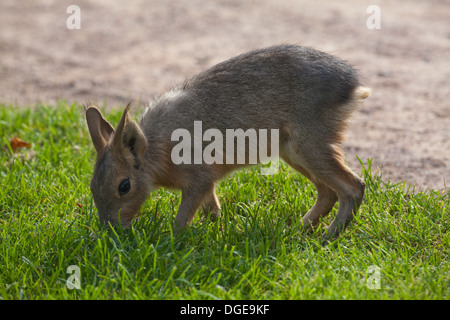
1,0,449,191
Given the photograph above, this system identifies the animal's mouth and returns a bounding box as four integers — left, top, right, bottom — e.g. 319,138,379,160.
99,217,131,228
99,209,139,228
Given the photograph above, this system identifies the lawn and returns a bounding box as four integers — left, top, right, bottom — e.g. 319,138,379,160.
0,103,448,300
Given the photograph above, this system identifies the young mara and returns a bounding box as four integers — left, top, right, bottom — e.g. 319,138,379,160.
85,44,371,244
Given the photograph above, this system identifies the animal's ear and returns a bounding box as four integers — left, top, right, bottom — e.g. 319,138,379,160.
85,106,115,154
113,102,147,168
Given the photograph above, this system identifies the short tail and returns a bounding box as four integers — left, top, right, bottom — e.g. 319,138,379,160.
354,86,371,100
336,85,371,127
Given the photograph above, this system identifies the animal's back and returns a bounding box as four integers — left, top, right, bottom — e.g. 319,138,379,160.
142,44,361,135
184,45,359,118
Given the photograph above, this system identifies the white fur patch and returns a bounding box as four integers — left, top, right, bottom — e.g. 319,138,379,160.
163,88,184,101
142,88,185,118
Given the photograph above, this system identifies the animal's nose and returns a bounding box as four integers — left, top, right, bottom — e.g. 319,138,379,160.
98,214,117,227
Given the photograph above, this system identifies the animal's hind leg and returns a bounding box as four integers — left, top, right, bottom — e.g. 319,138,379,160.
282,142,365,243
305,150,365,244
281,154,338,230
302,180,338,228
320,163,365,244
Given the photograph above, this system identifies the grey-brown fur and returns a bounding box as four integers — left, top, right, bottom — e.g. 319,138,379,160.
85,44,371,244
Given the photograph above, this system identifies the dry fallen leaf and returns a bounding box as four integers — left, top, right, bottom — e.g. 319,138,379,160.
6,136,31,152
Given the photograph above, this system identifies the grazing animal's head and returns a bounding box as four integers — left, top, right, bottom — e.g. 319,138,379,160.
85,103,150,227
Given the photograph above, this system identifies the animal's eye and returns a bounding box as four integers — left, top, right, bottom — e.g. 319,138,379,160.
118,178,131,196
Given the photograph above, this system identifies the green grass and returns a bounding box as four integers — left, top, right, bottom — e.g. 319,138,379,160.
0,103,448,300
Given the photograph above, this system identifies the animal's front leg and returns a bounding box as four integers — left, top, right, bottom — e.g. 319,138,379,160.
173,184,213,233
201,184,221,221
